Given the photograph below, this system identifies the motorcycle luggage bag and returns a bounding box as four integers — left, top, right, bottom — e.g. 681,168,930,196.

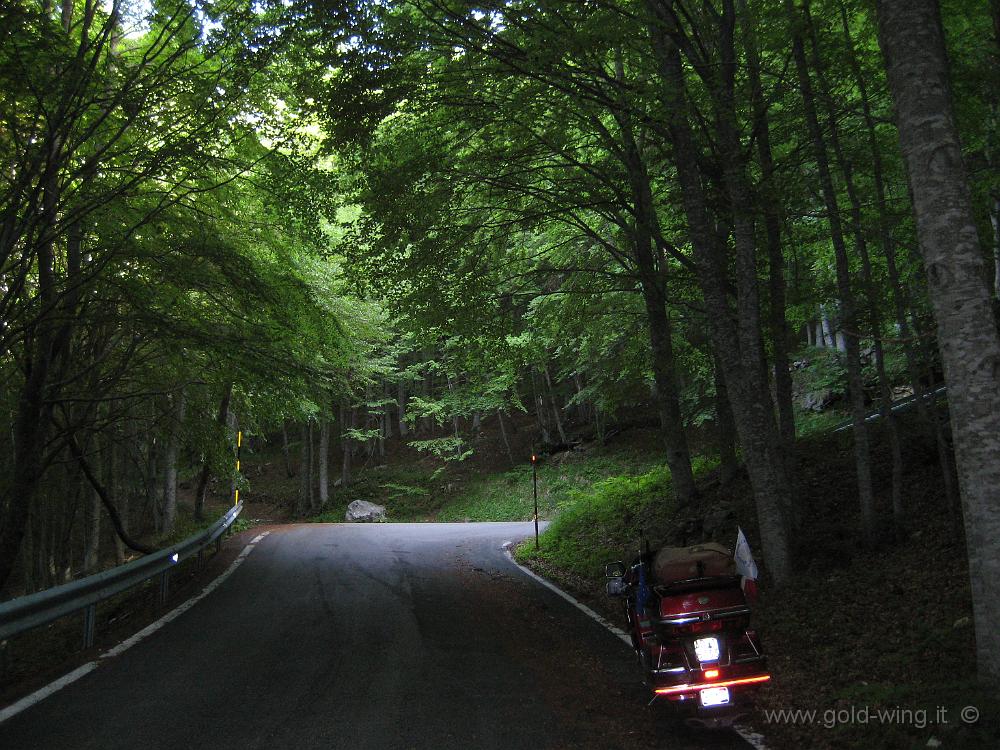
652,543,736,584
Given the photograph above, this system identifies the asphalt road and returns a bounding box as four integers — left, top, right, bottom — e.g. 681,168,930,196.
0,523,752,750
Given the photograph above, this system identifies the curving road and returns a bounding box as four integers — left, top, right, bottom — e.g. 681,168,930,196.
0,523,751,750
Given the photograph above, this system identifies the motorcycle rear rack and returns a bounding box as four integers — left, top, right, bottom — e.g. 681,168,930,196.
657,604,751,627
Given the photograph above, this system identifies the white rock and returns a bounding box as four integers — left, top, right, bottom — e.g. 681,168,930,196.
345,500,387,523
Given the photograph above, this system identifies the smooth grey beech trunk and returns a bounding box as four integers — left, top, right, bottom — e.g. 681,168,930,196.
397,379,409,436
281,420,294,478
319,419,329,508
161,389,186,537
194,383,233,521
342,406,355,487
83,486,101,574
877,0,1000,686
713,352,740,486
297,422,310,516
497,409,515,465
542,365,568,445
991,200,1000,298
531,370,551,445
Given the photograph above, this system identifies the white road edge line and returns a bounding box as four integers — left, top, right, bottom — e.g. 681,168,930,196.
501,540,768,750
0,530,271,725
501,541,632,646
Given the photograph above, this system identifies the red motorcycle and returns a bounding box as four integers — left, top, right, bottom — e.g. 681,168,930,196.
605,541,770,727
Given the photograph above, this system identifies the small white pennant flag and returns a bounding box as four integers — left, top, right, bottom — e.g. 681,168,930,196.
734,526,759,580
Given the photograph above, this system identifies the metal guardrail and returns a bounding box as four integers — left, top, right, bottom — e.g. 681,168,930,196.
0,501,243,649
831,385,947,434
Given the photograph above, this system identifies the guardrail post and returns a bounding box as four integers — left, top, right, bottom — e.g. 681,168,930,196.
197,548,204,571
157,570,169,608
215,536,222,555
83,604,96,649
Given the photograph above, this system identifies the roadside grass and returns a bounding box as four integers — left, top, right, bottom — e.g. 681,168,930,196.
514,464,671,576
436,447,665,522
512,455,726,578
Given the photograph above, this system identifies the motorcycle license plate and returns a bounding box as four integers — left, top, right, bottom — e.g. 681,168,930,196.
699,686,730,707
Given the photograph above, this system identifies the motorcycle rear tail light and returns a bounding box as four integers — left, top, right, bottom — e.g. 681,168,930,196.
654,674,771,695
696,620,724,633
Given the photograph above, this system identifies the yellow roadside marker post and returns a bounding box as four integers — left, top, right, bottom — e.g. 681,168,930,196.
234,430,242,507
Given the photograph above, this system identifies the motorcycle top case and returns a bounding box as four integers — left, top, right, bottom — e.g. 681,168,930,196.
652,543,736,585
657,582,747,620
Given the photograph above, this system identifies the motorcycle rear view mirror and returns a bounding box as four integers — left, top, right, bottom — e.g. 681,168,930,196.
606,578,627,597
605,561,626,578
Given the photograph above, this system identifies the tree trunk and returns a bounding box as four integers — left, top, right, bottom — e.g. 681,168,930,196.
713,352,740,486
0,277,54,589
542,365,568,445
497,409,516,465
398,379,409,436
988,0,1000,298
531,370,551,445
68,433,154,557
161,389,186,537
342,406,354,487
308,422,316,510
741,3,796,451
382,380,393,440
838,0,957,515
319,418,329,508
991,200,1000,299
83,484,101,574
297,422,310,516
194,383,233,521
574,374,589,425
877,0,1000,686
616,101,698,504
281,420,294,478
